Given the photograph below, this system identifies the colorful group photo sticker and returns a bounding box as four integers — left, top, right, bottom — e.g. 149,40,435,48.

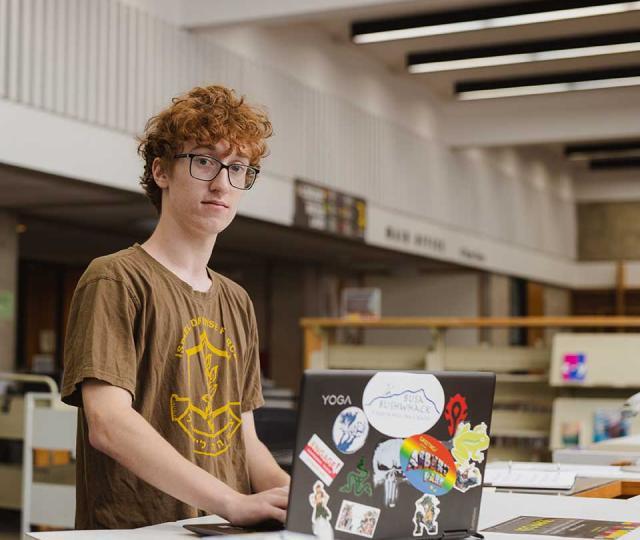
400,434,456,496
300,434,344,486
451,422,490,493
412,494,440,537
335,500,381,539
362,372,445,438
333,406,369,455
372,439,407,508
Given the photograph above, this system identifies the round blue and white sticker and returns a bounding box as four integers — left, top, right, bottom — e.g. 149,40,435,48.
332,406,369,454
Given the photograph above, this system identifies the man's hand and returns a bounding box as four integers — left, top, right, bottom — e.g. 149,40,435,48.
223,485,289,525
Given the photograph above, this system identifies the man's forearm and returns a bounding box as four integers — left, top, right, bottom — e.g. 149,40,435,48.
90,405,235,516
248,440,290,492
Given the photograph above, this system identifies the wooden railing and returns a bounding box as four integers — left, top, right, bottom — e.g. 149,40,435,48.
300,316,640,369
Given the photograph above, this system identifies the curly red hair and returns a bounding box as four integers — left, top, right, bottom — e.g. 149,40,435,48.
137,85,273,213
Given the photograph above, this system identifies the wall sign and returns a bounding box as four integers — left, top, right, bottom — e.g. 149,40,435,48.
0,291,14,321
294,179,366,241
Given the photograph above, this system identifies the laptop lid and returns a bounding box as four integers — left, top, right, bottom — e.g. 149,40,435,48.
286,370,496,540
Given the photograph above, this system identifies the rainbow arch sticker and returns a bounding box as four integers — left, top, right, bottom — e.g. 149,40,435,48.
400,434,457,496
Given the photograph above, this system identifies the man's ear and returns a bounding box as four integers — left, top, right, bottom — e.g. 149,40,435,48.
152,157,170,189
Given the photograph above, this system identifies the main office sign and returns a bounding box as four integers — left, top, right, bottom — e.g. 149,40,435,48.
294,178,366,241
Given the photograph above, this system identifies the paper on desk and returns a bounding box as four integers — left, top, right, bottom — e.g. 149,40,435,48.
483,516,640,539
484,468,576,490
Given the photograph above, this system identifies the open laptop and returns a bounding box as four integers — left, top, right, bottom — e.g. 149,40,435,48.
185,369,495,540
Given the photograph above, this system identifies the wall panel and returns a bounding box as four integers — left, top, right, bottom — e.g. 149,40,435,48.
0,0,575,263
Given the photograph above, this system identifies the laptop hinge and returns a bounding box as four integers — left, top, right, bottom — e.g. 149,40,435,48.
443,529,484,540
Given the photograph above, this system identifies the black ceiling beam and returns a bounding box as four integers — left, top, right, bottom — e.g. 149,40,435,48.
589,157,640,169
565,140,640,155
352,0,630,38
408,30,640,66
455,66,640,93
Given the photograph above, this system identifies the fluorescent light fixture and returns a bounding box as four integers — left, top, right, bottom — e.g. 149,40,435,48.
409,42,640,73
353,1,640,44
457,75,640,99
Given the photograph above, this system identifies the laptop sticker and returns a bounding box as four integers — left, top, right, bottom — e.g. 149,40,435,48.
300,434,345,485
444,394,468,437
333,406,369,454
451,422,490,467
309,480,334,539
340,456,373,498
335,500,381,538
412,494,440,537
454,462,483,493
400,434,456,496
362,372,444,438
372,438,407,508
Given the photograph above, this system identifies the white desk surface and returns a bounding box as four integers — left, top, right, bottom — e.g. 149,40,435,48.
27,489,640,540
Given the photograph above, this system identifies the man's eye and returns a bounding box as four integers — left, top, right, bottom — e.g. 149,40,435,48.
196,157,212,166
229,164,244,173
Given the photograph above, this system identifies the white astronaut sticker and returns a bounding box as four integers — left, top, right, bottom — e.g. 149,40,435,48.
333,406,369,454
362,372,445,438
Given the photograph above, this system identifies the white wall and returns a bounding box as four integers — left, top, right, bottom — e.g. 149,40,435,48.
574,169,640,203
362,270,481,347
202,23,576,260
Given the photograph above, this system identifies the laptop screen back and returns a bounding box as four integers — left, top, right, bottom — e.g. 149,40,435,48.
286,370,495,540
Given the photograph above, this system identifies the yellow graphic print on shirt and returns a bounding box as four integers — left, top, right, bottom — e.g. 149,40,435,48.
170,319,242,458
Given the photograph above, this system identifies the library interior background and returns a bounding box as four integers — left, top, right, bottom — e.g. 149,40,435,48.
2,0,640,537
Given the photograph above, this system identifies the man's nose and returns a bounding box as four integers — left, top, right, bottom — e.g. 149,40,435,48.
210,167,231,191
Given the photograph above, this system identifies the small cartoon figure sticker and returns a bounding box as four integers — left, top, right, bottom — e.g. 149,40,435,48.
309,480,334,539
412,494,440,537
451,422,490,493
340,456,373,497
310,480,332,524
454,462,483,493
451,422,490,466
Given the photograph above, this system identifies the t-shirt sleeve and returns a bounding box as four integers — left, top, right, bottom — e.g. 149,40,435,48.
241,299,264,412
61,277,139,408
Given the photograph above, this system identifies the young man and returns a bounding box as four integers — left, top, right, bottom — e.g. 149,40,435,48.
61,85,290,529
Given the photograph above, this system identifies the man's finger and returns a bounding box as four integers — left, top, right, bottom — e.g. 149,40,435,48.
270,507,287,523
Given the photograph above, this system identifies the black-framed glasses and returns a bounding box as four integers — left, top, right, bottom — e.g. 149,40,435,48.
174,153,259,190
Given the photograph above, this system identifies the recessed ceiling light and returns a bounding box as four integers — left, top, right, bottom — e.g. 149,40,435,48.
457,76,640,99
409,42,640,74
455,67,640,99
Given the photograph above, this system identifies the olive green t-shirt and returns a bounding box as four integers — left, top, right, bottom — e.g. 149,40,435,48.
61,244,264,529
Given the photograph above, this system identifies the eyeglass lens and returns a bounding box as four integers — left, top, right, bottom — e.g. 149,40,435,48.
191,155,256,189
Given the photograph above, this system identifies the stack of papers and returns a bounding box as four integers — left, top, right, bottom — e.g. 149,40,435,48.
484,468,577,490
